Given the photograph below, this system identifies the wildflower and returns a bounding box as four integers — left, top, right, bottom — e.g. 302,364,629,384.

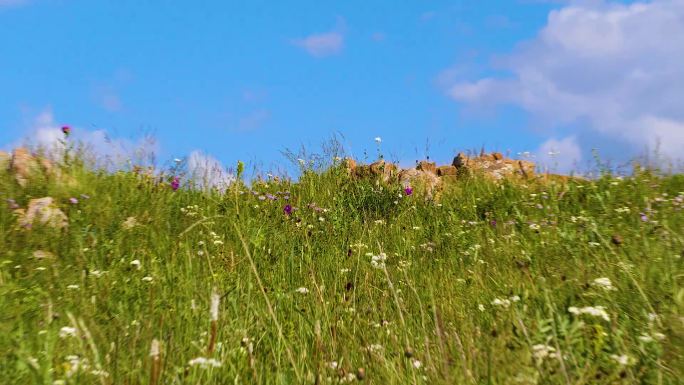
188,357,222,368
529,223,541,231
61,125,71,137
144,340,159,364
122,216,138,229
568,306,610,321
610,354,631,366
142,276,153,282
170,177,180,191
59,326,77,338
67,284,79,290
532,344,556,360
295,287,309,294
371,253,387,269
592,277,616,291
478,304,485,311
491,298,511,308
210,289,220,321
412,359,422,369
404,186,413,196
374,137,382,144
174,158,182,163
68,197,78,205
283,204,292,216
366,344,384,353
130,259,141,269
640,213,648,222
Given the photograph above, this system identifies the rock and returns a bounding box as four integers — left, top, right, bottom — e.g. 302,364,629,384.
10,148,43,187
17,197,68,229
452,152,536,180
0,151,10,171
437,165,457,176
354,160,398,182
398,168,441,199
416,160,437,175
342,158,357,175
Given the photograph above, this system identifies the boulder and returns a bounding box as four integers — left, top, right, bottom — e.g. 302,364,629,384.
342,157,357,175
437,165,457,176
0,151,10,171
452,152,536,180
355,160,398,182
416,160,437,175
398,168,441,199
10,148,43,187
17,197,68,230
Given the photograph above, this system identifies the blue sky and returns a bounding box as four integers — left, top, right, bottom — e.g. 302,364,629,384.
2,0,682,177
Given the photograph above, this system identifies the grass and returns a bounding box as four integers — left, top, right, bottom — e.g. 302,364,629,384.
1,150,683,384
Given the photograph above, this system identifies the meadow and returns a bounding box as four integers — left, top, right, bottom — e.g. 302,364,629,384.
1,147,683,384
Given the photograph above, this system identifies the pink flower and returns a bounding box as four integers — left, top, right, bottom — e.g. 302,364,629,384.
171,177,180,191
61,126,71,136
404,187,413,196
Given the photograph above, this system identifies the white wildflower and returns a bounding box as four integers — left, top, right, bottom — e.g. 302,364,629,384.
142,276,153,282
592,277,615,291
59,327,77,338
610,354,631,366
412,359,422,369
188,357,222,368
532,344,556,360
491,298,511,308
150,339,160,358
366,344,384,353
130,259,141,269
374,137,382,144
371,253,387,269
568,306,610,321
66,284,79,290
210,289,220,321
478,304,485,312
295,287,309,294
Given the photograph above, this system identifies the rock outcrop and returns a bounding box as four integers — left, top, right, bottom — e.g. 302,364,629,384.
16,197,68,230
452,152,535,180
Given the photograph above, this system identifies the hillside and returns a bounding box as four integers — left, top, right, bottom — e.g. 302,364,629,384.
1,147,683,384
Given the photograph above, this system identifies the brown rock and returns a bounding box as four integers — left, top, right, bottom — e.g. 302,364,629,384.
10,148,42,187
17,197,68,229
452,152,469,168
437,165,457,176
398,168,441,199
452,151,536,180
369,160,398,181
0,151,10,171
342,157,356,175
416,160,437,174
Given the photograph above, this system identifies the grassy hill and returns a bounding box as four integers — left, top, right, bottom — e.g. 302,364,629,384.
1,151,683,384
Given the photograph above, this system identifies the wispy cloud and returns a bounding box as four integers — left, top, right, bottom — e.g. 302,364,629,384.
13,108,157,167
187,151,235,191
292,31,344,57
447,0,684,162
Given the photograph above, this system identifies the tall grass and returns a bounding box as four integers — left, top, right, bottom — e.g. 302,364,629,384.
0,150,683,384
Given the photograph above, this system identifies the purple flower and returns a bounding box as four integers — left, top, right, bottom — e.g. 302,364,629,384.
404,187,413,196
61,125,71,137
640,213,648,222
283,204,292,216
490,220,497,227
171,177,180,191
69,197,79,205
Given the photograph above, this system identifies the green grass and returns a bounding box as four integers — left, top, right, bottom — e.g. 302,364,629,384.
1,155,683,384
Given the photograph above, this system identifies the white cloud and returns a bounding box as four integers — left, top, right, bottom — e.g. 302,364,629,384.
187,151,235,191
293,31,343,57
448,0,684,161
536,136,582,173
15,108,157,168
